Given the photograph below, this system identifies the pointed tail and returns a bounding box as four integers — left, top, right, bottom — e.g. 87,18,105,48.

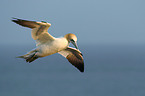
17,50,39,63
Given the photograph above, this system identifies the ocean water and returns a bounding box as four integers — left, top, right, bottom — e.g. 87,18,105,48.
1,44,145,96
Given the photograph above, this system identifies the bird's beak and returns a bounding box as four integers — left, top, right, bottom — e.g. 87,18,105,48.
71,41,78,49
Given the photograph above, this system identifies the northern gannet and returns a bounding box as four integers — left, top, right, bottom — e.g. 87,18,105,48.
12,18,84,72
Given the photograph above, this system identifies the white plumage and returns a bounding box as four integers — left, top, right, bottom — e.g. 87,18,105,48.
12,18,84,72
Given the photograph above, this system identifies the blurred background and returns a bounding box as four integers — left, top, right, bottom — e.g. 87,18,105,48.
0,0,145,96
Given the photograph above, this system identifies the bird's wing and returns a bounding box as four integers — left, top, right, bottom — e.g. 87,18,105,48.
12,18,55,45
58,47,84,72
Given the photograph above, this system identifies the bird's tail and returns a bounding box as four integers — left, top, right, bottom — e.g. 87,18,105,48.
17,50,39,63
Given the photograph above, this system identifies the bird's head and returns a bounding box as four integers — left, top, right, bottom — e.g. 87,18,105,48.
65,33,78,49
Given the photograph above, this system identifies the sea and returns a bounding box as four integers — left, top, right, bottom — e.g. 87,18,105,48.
1,44,145,96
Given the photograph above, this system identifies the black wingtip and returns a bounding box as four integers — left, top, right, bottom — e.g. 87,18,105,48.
80,69,84,72
11,17,19,23
78,63,84,72
11,17,23,22
12,19,17,23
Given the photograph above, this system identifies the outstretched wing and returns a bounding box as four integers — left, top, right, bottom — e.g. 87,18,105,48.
12,18,55,45
58,47,84,72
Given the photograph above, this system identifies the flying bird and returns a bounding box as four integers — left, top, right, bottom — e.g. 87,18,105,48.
12,18,84,72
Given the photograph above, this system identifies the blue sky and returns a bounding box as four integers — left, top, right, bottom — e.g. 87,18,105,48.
0,0,145,45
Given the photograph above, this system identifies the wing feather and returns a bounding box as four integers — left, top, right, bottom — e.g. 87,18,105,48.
58,47,84,72
12,18,40,28
12,18,54,44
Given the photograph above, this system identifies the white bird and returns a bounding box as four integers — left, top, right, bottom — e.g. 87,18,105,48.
12,18,84,72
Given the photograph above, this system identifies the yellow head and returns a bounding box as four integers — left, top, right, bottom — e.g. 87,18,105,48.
64,33,78,49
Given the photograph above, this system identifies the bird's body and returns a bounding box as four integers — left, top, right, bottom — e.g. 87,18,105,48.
37,37,68,57
12,18,84,72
